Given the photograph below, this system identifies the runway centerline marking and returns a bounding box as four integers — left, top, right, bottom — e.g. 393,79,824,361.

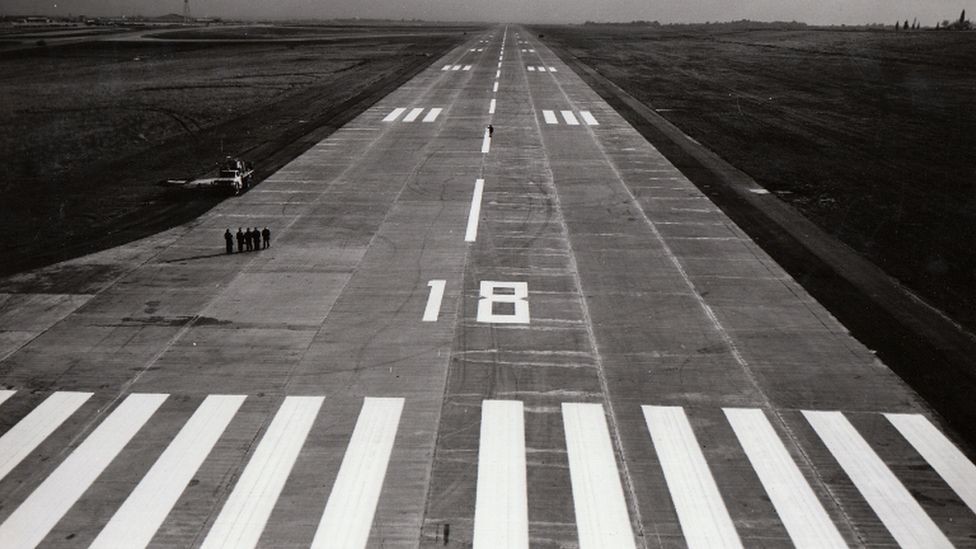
885,413,976,514
563,403,637,549
311,397,404,548
560,110,580,125
803,410,952,548
643,405,743,548
481,128,491,153
424,280,447,322
493,81,499,93
91,395,246,549
473,400,528,549
0,391,92,482
465,178,485,242
402,107,424,122
489,99,496,114
422,108,442,122
0,393,168,549
724,408,846,548
542,110,558,125
496,69,501,78
201,396,324,549
382,108,406,122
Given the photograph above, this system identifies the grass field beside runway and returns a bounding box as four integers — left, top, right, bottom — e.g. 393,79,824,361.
534,26,976,332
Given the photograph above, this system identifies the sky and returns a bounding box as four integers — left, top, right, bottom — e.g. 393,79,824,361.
1,0,970,25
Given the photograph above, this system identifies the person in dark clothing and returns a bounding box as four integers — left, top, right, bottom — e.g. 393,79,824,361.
244,228,253,251
236,228,244,253
262,227,271,249
251,227,261,251
224,229,234,254
488,124,494,138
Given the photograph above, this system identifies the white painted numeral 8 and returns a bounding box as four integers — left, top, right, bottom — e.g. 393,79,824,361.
477,281,530,324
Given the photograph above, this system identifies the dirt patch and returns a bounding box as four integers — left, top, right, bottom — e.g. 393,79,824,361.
0,27,478,277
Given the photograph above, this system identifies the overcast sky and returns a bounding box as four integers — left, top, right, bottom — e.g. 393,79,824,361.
2,0,970,25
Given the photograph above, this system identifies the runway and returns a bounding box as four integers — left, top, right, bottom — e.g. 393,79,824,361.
0,24,974,548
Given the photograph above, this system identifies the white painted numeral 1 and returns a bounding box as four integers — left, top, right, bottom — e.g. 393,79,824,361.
424,280,447,322
477,281,529,324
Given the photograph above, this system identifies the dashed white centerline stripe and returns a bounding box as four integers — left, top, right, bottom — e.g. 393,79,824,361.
561,110,580,125
424,280,447,322
402,107,424,122
493,82,499,93
496,70,501,78
92,395,247,549
724,408,846,549
0,391,92,482
473,400,528,549
201,396,324,549
481,128,491,153
642,405,743,549
465,178,485,242
311,397,405,549
489,99,496,114
580,111,599,126
0,393,168,549
885,413,976,514
803,410,952,549
562,403,637,549
382,108,406,122
542,110,558,124
422,108,442,122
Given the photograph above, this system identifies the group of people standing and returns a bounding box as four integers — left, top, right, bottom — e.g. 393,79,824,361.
224,227,271,254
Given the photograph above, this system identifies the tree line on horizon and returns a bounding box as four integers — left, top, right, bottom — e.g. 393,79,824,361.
582,10,973,31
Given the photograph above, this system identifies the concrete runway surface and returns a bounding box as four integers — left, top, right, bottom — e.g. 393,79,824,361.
1,24,974,548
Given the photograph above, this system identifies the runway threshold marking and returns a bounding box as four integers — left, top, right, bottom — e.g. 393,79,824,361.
481,128,491,153
402,107,425,122
560,110,580,126
473,400,529,549
489,99,496,114
422,108,442,122
549,66,558,72
527,66,535,72
465,178,485,242
803,410,953,548
724,408,846,549
0,393,168,548
463,65,472,71
382,108,406,122
424,280,447,321
642,405,743,549
885,412,976,513
579,111,599,126
201,396,324,549
311,397,404,548
452,65,462,71
91,395,246,549
562,403,637,549
441,65,451,71
0,390,92,482
542,110,558,125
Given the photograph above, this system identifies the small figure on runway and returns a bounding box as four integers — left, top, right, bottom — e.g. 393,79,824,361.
262,227,271,249
224,229,234,254
244,228,253,251
487,124,494,138
236,227,245,253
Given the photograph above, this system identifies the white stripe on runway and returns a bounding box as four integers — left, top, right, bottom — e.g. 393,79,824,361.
382,108,406,122
724,408,846,549
473,400,528,549
493,81,499,93
91,395,246,549
549,66,558,72
562,403,637,549
0,391,93,482
537,66,547,72
642,405,743,549
452,65,461,71
465,178,485,242
580,111,599,126
441,65,451,71
885,413,976,514
481,128,491,154
527,66,536,72
489,99,496,114
496,70,501,78
463,65,472,71
402,107,424,122
561,110,580,126
530,49,535,52
0,393,167,549
803,410,952,549
0,390,13,406
310,397,404,548
422,107,442,122
201,396,324,549
424,280,447,321
543,110,558,125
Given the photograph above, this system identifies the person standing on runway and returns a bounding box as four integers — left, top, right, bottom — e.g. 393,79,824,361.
488,124,494,138
262,227,271,249
236,227,245,253
244,228,253,251
224,229,234,254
